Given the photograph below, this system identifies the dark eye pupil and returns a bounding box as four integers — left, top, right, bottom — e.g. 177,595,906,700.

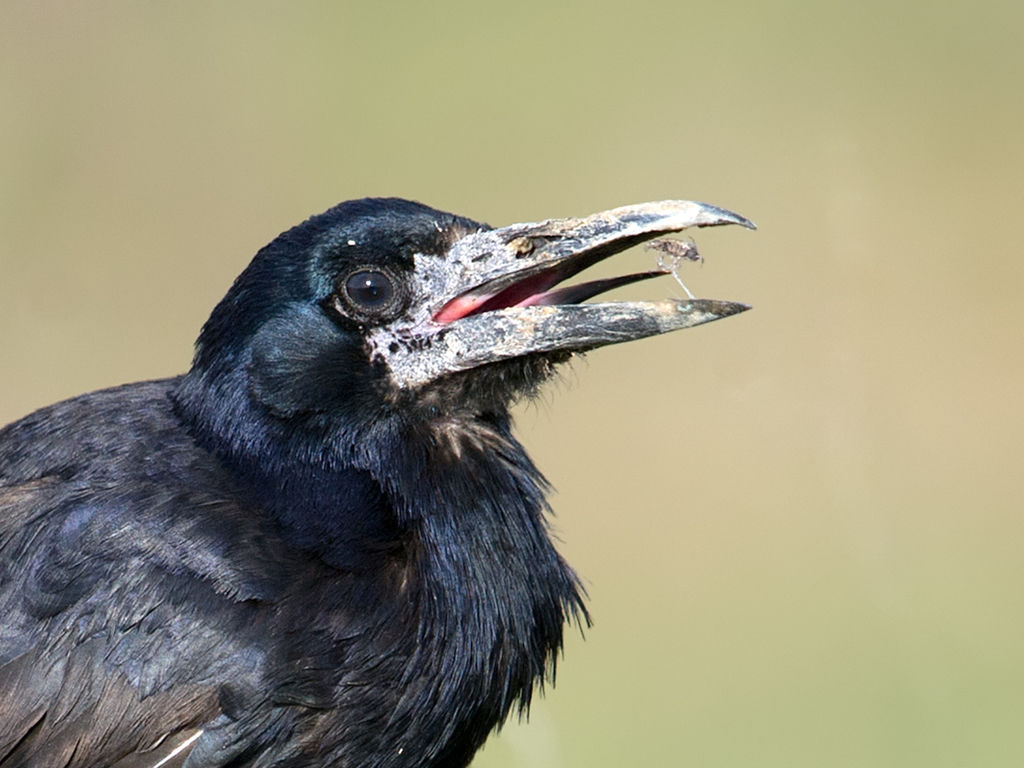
345,270,394,309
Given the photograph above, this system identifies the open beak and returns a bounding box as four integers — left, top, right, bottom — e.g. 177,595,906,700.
371,200,755,389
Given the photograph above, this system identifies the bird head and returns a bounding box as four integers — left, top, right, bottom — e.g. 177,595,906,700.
176,197,752,473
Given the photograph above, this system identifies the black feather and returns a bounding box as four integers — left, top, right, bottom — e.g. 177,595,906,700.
0,199,588,767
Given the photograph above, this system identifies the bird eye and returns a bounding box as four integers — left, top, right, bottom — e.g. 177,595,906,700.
331,268,403,323
342,268,393,309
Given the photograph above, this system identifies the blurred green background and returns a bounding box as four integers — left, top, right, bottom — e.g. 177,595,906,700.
2,2,1022,766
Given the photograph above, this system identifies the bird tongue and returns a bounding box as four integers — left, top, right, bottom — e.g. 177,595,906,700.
433,259,666,325
434,266,569,323
433,295,487,324
434,269,566,324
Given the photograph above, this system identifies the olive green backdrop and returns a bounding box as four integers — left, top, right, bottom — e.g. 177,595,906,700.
2,2,1022,766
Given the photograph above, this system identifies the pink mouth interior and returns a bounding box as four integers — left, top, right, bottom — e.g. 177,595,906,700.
433,266,569,324
433,263,666,325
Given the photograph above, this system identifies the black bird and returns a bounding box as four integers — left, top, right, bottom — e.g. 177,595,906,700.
0,198,752,767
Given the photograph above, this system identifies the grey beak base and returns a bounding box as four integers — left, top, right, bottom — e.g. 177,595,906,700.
373,200,754,390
